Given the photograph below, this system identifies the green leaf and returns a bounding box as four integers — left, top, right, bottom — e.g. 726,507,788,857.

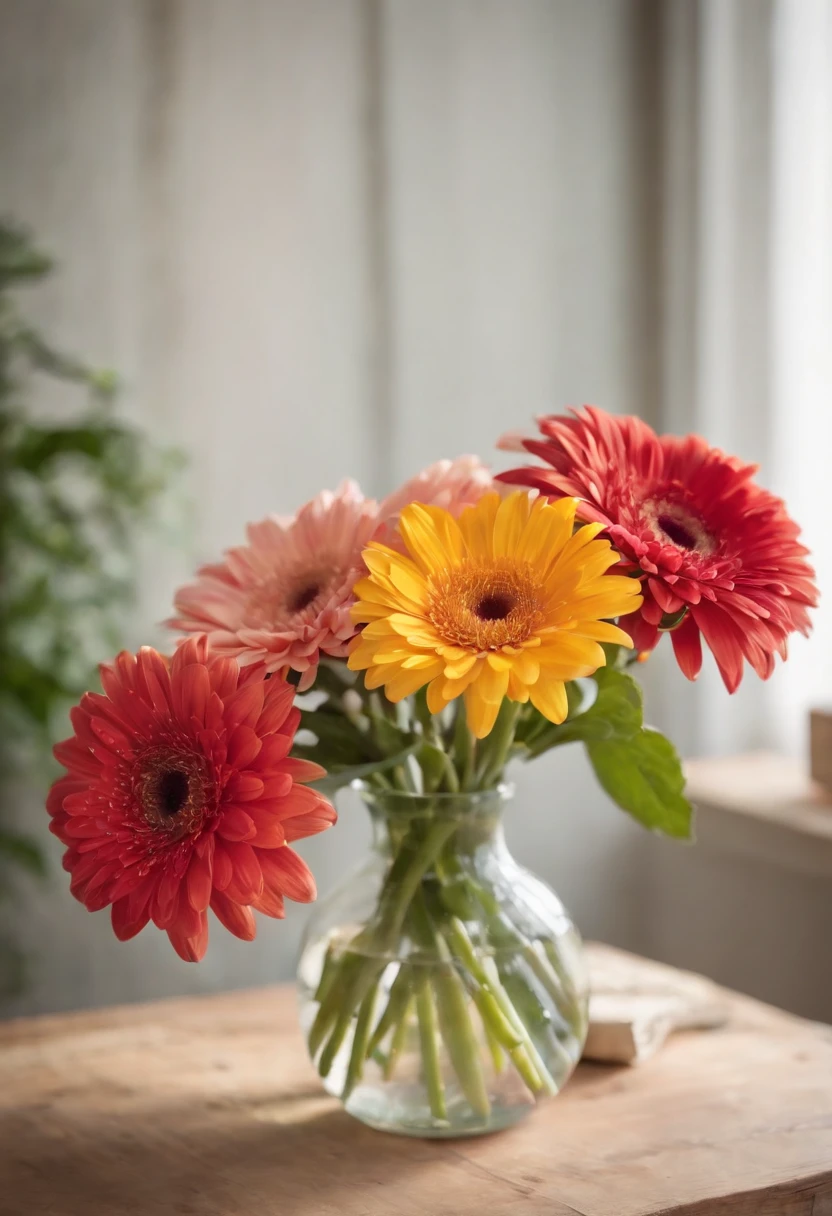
587,728,693,839
307,741,421,795
522,667,643,757
297,709,373,767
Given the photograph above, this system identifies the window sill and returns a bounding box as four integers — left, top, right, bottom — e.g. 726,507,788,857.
684,752,832,879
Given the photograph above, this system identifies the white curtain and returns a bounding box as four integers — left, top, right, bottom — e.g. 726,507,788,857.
653,0,832,758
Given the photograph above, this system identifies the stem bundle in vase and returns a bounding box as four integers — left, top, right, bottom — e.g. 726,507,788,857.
46,415,817,1136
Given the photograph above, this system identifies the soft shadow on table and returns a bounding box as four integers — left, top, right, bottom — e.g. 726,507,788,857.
0,1087,544,1216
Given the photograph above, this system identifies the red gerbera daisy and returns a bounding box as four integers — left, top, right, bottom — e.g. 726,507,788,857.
47,637,335,961
498,407,818,691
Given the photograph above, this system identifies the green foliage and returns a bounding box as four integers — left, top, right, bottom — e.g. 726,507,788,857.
0,220,178,990
294,666,421,794
587,730,692,838
513,666,693,840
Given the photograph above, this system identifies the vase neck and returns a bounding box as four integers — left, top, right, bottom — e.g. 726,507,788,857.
357,784,510,858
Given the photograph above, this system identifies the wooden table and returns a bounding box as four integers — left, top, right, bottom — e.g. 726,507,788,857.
1,946,831,1216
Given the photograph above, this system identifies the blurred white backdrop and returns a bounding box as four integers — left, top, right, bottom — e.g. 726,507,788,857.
1,0,829,1019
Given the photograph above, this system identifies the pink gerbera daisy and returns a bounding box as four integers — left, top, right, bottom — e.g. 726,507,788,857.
170,481,379,689
498,407,818,691
377,456,493,544
47,638,335,961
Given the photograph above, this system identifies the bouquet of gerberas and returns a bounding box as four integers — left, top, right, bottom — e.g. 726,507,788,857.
47,410,816,1138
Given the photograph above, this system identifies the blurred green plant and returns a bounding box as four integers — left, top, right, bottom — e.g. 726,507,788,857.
0,221,179,993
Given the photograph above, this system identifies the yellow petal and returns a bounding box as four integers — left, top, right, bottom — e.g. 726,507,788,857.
465,685,503,738
510,649,540,685
427,676,450,715
517,497,574,567
475,660,510,704
537,634,605,670
493,492,531,558
529,678,568,724
507,671,531,702
384,661,441,701
485,651,513,672
386,557,429,607
574,620,636,647
442,658,483,701
458,492,500,558
443,652,479,679
399,503,466,572
401,653,440,669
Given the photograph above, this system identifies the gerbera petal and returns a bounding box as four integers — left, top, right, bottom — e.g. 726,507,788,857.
46,640,329,962
111,897,150,942
670,613,703,681
498,406,816,687
210,891,257,941
529,678,569,725
464,686,503,739
258,847,317,902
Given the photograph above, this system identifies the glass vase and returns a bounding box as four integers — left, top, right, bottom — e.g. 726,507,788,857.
297,783,588,1138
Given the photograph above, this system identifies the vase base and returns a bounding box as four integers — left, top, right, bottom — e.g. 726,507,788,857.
342,1083,539,1139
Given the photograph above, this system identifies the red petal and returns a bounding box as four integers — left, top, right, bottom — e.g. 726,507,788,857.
258,847,316,903
111,897,150,942
210,891,257,941
252,886,285,919
187,850,213,912
208,658,240,700
170,886,203,940
222,841,263,903
223,681,265,732
670,614,703,681
173,662,212,726
88,717,134,758
224,772,265,802
168,911,209,962
212,844,233,891
216,806,257,842
136,648,173,715
278,757,326,784
693,602,744,692
245,809,285,849
226,725,262,769
257,679,296,733
283,804,337,841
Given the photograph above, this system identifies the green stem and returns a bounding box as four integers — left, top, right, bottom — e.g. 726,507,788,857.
312,941,338,1006
476,699,521,789
416,980,447,1122
409,890,490,1118
383,994,413,1081
497,960,572,1079
367,964,413,1054
342,983,378,1100
453,700,476,791
309,815,457,1072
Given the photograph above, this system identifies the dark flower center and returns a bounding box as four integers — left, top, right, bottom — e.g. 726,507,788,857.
657,513,698,551
475,592,515,621
645,497,717,557
136,747,209,837
289,583,320,613
158,769,190,816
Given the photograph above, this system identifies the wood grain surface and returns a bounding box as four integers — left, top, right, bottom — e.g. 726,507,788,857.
1,945,830,1216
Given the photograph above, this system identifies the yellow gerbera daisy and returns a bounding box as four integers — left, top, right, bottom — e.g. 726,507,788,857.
348,491,643,738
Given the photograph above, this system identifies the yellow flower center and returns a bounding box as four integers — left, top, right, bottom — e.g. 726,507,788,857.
427,559,544,652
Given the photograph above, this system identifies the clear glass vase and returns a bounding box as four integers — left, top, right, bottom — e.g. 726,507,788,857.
297,783,589,1138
